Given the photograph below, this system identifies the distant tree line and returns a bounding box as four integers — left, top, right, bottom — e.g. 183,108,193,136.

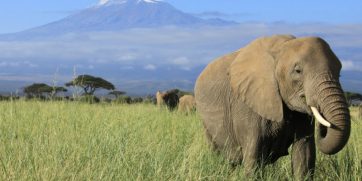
0,74,162,104
345,91,362,106
0,73,360,107
345,91,362,100
8,75,362,106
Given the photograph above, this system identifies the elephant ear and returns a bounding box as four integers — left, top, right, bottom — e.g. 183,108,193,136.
229,35,295,122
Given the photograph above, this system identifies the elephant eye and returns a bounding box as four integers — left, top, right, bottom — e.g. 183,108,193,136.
294,65,302,74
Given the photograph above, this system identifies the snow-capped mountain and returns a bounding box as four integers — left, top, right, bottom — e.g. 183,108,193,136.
0,0,239,94
99,0,163,6
7,0,235,37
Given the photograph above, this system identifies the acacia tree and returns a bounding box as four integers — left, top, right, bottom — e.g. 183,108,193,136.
344,91,362,105
108,90,126,98
65,74,115,95
24,83,67,98
50,87,68,98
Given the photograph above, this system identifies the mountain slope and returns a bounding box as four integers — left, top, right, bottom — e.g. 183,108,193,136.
4,0,235,38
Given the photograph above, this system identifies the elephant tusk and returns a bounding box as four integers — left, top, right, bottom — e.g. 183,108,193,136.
311,107,332,128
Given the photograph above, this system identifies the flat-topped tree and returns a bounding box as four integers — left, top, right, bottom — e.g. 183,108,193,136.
109,90,126,98
50,87,68,97
24,83,49,97
24,83,67,98
65,74,115,95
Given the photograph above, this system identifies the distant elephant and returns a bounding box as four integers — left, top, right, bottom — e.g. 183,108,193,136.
178,95,196,114
156,89,179,111
194,35,351,180
156,91,165,107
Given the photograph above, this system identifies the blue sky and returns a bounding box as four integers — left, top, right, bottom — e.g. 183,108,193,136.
0,0,361,34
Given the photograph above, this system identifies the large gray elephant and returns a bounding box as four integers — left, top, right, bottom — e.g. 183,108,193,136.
194,35,351,180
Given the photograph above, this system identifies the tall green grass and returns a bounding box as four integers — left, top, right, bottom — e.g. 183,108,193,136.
0,101,361,180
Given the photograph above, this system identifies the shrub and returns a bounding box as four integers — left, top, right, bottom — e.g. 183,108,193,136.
78,95,100,104
100,97,112,103
143,95,156,104
113,95,131,104
132,97,143,104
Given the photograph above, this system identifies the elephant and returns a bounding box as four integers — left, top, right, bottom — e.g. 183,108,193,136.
178,95,196,114
194,35,351,180
156,91,165,107
156,89,179,111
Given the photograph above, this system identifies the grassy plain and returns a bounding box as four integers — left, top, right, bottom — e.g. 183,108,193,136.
0,101,361,180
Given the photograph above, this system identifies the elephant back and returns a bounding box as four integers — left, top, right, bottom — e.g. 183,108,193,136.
178,95,196,113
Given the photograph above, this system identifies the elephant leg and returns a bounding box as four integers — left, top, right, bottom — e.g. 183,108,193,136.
203,127,218,151
242,136,261,177
224,140,243,167
291,136,315,180
291,116,316,180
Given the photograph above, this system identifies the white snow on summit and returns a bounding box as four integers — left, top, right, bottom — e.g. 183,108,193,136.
98,0,126,5
140,0,162,3
98,0,162,5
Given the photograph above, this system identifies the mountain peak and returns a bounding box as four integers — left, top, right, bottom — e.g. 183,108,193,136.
98,0,163,6
1,0,236,38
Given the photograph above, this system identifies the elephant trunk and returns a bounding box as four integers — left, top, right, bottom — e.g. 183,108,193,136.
313,75,351,155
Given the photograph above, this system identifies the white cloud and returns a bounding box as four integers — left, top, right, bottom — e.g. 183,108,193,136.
172,57,190,65
0,61,38,68
1,23,362,80
0,74,71,82
1,23,360,68
117,53,138,61
171,57,193,71
341,60,362,72
99,0,109,5
144,64,156,70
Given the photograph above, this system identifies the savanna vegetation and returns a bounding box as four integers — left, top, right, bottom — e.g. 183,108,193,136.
0,100,360,180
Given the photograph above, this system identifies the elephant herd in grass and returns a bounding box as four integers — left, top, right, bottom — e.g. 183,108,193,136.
154,35,352,180
156,89,196,114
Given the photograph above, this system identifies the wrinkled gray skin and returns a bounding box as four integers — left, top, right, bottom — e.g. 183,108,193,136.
194,35,351,180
